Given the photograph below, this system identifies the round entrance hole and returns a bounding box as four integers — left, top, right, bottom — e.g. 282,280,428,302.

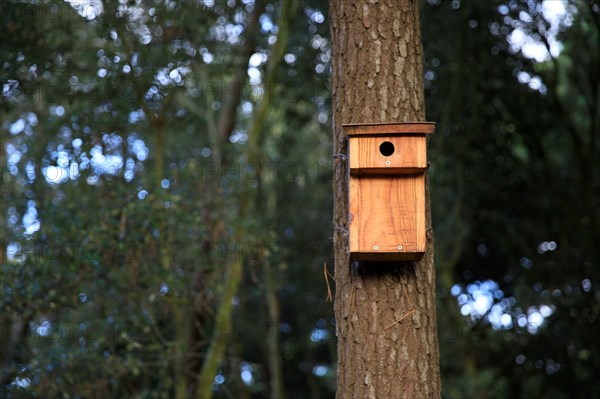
379,141,395,156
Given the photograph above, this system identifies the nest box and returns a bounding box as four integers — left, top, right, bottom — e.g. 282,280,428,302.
344,122,435,261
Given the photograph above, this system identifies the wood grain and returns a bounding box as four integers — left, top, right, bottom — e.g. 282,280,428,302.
343,122,435,136
349,175,425,261
349,136,427,175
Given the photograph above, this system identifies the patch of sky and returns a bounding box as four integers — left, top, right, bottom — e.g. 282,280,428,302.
454,279,554,333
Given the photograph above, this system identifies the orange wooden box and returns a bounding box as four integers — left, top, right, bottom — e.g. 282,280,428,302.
344,122,434,261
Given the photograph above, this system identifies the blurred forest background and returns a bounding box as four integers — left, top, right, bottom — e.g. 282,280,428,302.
1,0,599,398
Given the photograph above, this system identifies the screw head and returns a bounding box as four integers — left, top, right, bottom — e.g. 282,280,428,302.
397,245,403,250
373,245,379,250
385,160,391,165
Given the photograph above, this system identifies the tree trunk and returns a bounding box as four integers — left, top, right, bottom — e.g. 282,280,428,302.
330,1,441,398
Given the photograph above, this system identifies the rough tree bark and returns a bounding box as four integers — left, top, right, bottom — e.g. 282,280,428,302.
330,1,441,398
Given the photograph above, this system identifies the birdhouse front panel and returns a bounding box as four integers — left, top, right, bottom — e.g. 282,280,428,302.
349,175,425,261
349,135,427,175
344,122,434,262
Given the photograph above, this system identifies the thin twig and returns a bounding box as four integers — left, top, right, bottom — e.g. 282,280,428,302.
324,262,333,302
326,268,335,280
384,309,416,331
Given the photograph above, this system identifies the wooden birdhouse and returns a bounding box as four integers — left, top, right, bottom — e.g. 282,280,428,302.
344,122,435,261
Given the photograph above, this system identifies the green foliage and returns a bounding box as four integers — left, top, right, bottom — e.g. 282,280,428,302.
424,0,600,397
2,0,332,397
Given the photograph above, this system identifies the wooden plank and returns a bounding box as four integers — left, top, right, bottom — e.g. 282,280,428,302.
349,175,426,261
343,122,435,136
349,136,427,175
